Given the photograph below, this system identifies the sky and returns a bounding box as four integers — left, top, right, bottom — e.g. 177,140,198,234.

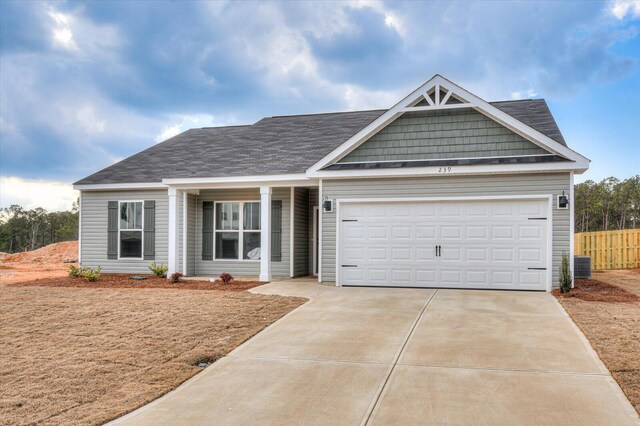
1,0,639,211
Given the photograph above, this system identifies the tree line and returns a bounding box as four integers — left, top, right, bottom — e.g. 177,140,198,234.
575,175,640,233
0,203,79,253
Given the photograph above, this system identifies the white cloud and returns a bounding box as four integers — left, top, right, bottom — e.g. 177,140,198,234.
510,88,539,100
48,10,79,51
343,84,402,110
610,0,640,19
349,0,406,37
155,114,240,142
0,177,78,211
156,123,182,142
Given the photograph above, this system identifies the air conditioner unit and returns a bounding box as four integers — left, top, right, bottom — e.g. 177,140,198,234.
574,256,591,279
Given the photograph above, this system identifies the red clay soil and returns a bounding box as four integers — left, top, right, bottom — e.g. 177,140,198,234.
2,240,78,264
0,241,79,285
10,274,264,292
553,278,640,303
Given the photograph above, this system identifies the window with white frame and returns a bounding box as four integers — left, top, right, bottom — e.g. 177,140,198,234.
215,201,261,260
119,201,143,258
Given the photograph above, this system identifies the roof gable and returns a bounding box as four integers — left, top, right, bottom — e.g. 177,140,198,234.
307,75,589,175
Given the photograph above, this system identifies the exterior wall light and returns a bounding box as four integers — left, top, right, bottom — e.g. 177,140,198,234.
558,191,569,209
322,196,333,212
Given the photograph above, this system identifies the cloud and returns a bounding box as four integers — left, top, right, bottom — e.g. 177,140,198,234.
611,0,640,19
0,0,638,186
49,10,78,51
0,176,78,211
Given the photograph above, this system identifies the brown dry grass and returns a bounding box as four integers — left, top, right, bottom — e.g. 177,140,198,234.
0,286,306,425
554,269,640,414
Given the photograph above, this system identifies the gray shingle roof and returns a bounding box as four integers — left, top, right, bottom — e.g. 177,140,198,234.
75,100,567,185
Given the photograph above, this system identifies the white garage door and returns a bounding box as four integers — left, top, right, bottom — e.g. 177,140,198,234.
339,198,549,291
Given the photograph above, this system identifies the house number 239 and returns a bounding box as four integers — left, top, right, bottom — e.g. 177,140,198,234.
438,167,452,173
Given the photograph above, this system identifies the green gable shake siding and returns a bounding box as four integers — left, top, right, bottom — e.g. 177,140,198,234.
338,108,551,164
320,173,570,288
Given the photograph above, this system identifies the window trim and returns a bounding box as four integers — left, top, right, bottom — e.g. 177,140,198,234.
213,200,261,262
117,200,144,260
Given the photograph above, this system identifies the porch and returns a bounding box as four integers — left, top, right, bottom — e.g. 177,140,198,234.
166,182,320,282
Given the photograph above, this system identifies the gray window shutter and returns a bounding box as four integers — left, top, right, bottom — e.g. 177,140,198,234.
107,201,118,259
202,201,214,260
143,200,155,260
271,200,282,261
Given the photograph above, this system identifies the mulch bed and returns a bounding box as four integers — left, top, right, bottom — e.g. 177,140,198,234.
553,278,640,303
9,274,264,292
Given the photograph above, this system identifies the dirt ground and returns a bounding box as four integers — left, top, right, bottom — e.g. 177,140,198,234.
0,241,78,285
554,269,640,414
0,285,306,426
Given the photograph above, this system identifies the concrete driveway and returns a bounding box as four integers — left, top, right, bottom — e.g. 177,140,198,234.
112,279,639,425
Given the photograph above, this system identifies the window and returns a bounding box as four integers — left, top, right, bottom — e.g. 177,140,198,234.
119,201,143,258
215,201,261,260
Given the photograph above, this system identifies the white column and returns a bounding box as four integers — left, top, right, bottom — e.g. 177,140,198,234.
569,172,575,286
167,187,179,278
260,186,272,282
182,190,188,276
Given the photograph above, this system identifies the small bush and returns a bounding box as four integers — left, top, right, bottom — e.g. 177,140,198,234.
82,266,101,282
148,262,168,277
219,272,234,285
68,264,83,278
170,272,183,283
559,252,573,293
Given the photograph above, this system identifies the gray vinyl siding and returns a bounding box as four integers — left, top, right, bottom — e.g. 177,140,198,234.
195,188,291,277
309,188,319,274
80,189,168,273
293,188,309,276
177,193,197,275
338,108,550,163
321,173,570,288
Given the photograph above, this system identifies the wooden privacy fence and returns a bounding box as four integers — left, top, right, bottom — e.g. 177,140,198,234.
574,229,640,270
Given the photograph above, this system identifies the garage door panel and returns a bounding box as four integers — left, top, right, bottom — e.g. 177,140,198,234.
391,226,412,239
440,226,462,240
340,199,548,290
416,225,436,240
391,247,413,261
368,226,388,239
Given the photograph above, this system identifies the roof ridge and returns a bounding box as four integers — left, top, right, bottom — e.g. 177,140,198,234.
199,124,250,129
268,109,386,119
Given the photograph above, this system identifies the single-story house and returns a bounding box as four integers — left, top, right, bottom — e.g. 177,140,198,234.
73,75,589,291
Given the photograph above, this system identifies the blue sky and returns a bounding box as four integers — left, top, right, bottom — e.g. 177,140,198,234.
1,0,639,210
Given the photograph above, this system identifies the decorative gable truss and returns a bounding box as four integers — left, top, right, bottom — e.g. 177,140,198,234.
306,75,590,178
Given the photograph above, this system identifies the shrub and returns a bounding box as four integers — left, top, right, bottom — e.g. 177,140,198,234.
170,272,183,283
219,272,234,285
82,266,101,282
148,262,168,277
68,264,82,278
559,252,573,293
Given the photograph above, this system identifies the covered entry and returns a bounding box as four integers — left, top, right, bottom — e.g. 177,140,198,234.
338,197,551,291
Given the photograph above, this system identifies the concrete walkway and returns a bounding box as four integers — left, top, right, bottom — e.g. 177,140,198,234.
112,279,639,425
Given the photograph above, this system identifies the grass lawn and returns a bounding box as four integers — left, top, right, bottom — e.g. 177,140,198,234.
1,280,306,425
554,269,640,415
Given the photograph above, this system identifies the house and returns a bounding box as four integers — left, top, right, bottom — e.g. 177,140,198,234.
73,75,589,291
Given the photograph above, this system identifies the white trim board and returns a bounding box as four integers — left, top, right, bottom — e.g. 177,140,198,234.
74,182,167,191
307,74,590,174
308,161,587,179
335,194,553,292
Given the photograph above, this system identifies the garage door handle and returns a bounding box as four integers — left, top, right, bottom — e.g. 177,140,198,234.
435,245,441,257
342,219,358,222
528,267,547,270
342,265,358,268
528,217,547,220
